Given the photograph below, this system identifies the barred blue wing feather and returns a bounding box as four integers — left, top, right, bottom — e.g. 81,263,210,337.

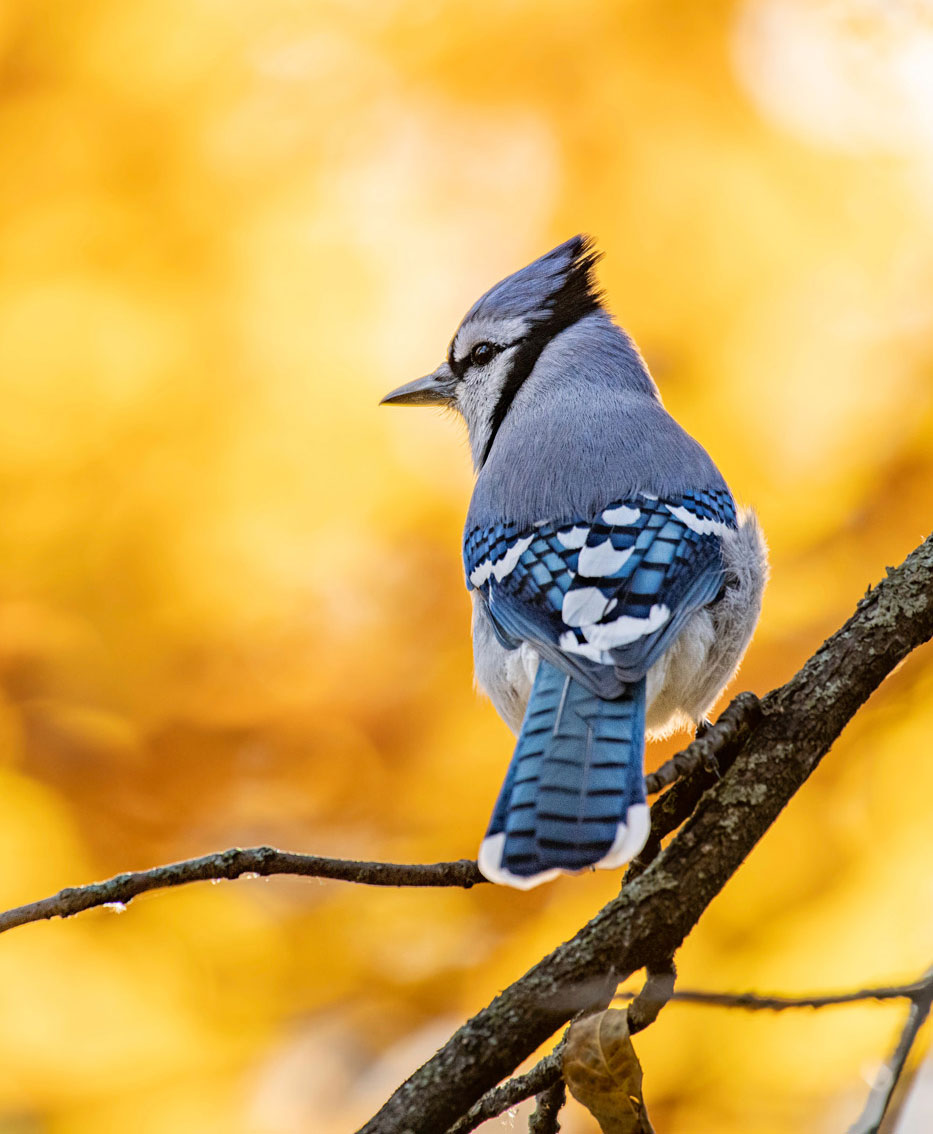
464,490,737,694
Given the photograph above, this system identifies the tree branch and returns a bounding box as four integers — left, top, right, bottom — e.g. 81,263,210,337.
3,536,931,1133
357,532,933,1134
445,1053,562,1134
453,967,933,1134
614,975,932,1013
529,1078,566,1133
642,692,762,796
0,681,762,935
626,963,676,1034
850,966,933,1134
0,849,485,934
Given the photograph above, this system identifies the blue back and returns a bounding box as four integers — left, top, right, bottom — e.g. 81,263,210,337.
467,313,727,532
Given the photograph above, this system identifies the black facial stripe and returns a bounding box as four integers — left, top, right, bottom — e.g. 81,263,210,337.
480,236,602,466
479,331,552,465
447,345,467,380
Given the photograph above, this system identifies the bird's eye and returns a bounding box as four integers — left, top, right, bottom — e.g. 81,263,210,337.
470,342,496,366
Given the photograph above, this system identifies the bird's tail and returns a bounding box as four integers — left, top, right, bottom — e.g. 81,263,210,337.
478,661,650,889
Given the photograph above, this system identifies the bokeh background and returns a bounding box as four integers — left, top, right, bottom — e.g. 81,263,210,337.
0,0,932,1131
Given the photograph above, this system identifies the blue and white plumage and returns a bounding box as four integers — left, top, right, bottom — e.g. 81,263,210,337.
382,237,767,889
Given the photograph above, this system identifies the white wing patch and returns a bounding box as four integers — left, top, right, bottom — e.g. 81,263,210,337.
665,503,730,538
559,603,671,663
578,604,671,649
562,586,611,627
602,504,641,525
556,526,589,549
469,534,534,588
558,632,611,664
577,540,634,578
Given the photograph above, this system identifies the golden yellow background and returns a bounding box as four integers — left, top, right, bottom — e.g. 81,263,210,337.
0,1,931,1130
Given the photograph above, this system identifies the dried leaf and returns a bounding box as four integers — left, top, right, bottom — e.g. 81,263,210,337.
562,1009,654,1134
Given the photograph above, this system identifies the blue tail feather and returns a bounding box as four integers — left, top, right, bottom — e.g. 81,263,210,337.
478,661,649,888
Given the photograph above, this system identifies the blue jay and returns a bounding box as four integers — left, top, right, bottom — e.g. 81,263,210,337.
381,237,767,889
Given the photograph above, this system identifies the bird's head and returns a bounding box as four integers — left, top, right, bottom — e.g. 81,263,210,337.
381,235,604,467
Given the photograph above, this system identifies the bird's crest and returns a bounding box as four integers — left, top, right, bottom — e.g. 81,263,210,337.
466,234,604,331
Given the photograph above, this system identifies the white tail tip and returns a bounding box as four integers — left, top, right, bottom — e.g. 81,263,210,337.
476,804,651,889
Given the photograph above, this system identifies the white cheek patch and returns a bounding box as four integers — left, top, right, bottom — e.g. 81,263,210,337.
577,540,634,578
469,534,534,588
665,504,730,538
602,504,640,525
457,348,523,468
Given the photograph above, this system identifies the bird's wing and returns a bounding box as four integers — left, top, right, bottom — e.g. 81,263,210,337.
464,489,736,700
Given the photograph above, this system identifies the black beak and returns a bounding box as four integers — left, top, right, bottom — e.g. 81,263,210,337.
380,363,457,407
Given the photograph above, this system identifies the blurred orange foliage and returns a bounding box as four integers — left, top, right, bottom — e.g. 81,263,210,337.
0,0,931,1130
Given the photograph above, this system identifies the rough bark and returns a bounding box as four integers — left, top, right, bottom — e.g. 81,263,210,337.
357,532,933,1134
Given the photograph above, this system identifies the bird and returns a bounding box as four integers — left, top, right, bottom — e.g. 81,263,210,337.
381,236,767,889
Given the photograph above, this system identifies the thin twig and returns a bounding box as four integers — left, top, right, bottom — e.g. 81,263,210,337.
529,1077,566,1133
876,1036,932,1134
629,691,763,881
849,967,933,1134
626,963,676,1034
0,645,763,941
0,848,486,934
446,1054,562,1134
613,976,933,1013
643,692,762,796
0,694,758,940
0,603,763,943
